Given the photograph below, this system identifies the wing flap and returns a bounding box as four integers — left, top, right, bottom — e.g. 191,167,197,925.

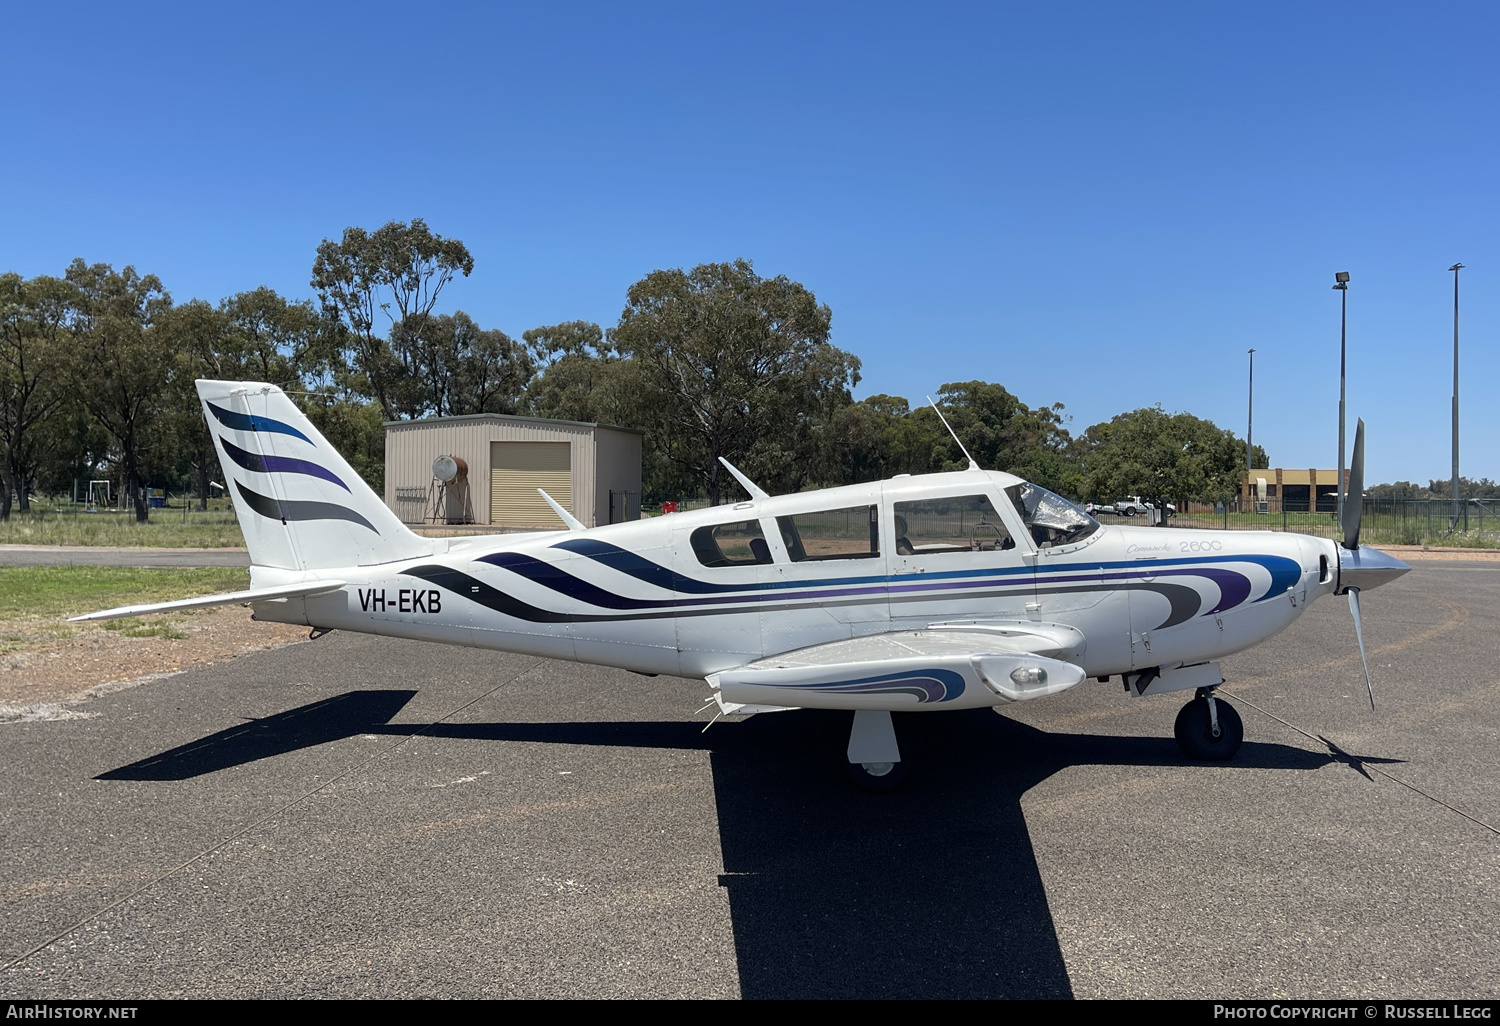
69,581,347,622
708,628,1088,712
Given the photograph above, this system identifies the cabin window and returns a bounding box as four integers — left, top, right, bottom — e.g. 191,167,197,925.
1004,482,1100,548
893,495,1014,555
776,505,880,562
691,520,773,567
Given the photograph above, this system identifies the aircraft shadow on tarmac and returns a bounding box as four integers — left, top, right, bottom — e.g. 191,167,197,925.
97,690,1379,999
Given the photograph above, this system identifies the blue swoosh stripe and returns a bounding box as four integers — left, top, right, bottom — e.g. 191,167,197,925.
479,555,1220,629
207,401,315,445
219,438,349,492
766,668,966,704
550,538,1299,605
408,563,1201,630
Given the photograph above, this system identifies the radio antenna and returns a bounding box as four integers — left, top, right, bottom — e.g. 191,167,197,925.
927,395,980,470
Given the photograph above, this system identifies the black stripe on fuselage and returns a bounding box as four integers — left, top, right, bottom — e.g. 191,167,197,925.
403,564,1201,630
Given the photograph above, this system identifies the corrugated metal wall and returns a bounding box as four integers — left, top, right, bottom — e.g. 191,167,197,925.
594,428,644,525
386,415,634,527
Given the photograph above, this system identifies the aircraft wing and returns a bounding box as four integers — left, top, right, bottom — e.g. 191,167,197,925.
708,623,1089,713
69,581,347,622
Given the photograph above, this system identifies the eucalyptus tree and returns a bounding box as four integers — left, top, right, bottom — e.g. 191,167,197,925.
608,260,857,505
0,273,75,517
310,219,473,418
64,260,174,522
1077,405,1265,509
392,311,533,418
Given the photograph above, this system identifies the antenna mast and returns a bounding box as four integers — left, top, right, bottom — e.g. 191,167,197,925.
927,395,979,470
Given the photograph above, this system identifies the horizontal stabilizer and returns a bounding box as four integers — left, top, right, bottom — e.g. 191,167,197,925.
708,629,1087,711
69,581,347,622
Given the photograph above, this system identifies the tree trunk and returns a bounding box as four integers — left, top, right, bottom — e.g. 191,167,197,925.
197,458,209,511
0,460,11,522
124,458,149,523
15,469,29,513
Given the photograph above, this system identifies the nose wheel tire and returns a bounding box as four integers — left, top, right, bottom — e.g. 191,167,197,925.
1174,694,1244,760
848,759,911,793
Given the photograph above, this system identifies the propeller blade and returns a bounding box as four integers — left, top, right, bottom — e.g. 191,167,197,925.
1348,586,1375,710
1342,418,1366,550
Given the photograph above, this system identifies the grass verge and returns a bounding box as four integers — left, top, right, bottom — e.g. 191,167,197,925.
0,566,251,620
0,509,246,548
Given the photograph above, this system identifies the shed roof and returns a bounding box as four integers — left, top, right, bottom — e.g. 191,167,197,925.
383,412,643,436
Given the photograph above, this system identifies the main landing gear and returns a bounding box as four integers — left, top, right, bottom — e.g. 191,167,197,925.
1174,686,1244,761
847,709,910,792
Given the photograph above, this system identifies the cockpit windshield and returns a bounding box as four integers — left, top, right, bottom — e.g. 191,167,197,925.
1005,482,1100,548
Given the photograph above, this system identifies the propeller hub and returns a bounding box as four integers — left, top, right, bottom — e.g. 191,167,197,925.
1336,544,1412,595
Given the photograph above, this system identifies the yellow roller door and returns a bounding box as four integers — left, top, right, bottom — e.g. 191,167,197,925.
491,441,573,527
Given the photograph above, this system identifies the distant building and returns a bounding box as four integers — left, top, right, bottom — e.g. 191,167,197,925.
1241,468,1350,513
384,413,642,529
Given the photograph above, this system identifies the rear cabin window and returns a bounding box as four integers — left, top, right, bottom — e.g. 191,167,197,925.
776,505,880,562
691,520,772,567
893,494,1014,555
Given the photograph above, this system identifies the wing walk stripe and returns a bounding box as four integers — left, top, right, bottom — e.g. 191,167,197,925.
207,401,315,445
219,438,350,491
235,481,377,533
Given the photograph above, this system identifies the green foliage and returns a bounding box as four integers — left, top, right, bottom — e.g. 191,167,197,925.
64,260,176,522
393,311,533,417
606,259,859,504
1368,477,1500,500
300,396,387,495
1077,405,1254,505
0,272,74,518
311,218,475,418
7,230,1286,524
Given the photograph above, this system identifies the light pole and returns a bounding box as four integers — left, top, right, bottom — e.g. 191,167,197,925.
1451,262,1464,529
1333,272,1350,522
1247,348,1256,512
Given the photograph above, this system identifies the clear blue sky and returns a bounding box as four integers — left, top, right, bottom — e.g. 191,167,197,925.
5,1,1497,485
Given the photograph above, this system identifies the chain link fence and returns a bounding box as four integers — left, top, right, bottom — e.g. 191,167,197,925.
1164,497,1499,547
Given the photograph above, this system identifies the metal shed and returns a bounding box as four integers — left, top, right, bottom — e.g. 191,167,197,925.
384,413,642,529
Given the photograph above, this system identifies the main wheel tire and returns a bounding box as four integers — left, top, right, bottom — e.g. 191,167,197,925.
1174,696,1244,760
848,759,911,793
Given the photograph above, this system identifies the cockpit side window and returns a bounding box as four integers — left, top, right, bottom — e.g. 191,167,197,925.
691,520,773,567
893,495,1015,555
1004,482,1100,548
776,505,880,561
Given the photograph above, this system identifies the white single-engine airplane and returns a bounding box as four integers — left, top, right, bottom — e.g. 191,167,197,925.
75,381,1411,790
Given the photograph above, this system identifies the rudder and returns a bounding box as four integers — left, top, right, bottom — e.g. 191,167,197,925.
197,380,432,570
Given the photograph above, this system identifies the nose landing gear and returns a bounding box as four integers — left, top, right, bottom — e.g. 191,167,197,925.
1174,687,1244,760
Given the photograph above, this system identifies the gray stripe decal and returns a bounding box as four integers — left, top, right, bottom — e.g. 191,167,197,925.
235,481,378,533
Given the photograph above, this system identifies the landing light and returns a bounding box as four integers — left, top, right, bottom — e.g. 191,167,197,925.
1010,666,1048,686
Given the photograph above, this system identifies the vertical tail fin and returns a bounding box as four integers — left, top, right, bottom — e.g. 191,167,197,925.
197,380,432,570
